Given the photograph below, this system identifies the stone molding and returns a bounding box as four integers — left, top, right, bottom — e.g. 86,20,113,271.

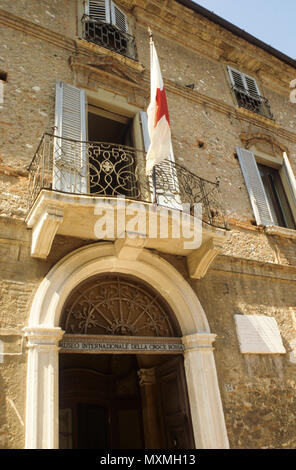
24,242,229,449
182,332,217,352
26,241,210,333
264,225,296,240
240,132,289,155
24,327,64,349
0,8,75,53
212,254,296,283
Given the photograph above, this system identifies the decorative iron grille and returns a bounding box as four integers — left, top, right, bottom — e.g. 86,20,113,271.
60,274,180,337
27,133,227,230
81,15,137,60
232,85,273,119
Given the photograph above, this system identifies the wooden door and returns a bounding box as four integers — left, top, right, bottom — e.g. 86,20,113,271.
156,356,195,449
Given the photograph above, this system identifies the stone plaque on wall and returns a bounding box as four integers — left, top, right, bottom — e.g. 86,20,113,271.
234,314,286,354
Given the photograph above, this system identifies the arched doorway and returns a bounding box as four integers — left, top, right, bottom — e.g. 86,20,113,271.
58,273,195,449
24,243,229,449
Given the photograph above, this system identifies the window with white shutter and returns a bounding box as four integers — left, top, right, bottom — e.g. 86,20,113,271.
237,146,296,229
228,67,273,119
84,0,128,32
86,0,110,23
82,0,135,58
110,1,128,32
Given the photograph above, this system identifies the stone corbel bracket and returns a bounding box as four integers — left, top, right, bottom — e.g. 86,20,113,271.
187,236,227,279
27,207,64,259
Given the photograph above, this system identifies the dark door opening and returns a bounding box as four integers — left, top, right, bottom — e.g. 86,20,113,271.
59,353,195,449
87,110,137,197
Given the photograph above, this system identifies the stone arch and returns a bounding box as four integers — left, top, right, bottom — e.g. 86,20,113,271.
24,242,229,450
28,242,210,334
240,132,288,156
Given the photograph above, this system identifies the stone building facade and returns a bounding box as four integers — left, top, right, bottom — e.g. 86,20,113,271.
0,0,296,449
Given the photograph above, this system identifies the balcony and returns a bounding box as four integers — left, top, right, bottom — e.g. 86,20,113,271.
81,15,137,60
26,134,229,278
232,85,273,120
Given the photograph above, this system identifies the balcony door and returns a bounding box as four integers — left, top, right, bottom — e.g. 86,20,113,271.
54,81,146,200
87,107,138,197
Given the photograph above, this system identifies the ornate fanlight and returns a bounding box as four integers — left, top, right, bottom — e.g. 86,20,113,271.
60,274,180,338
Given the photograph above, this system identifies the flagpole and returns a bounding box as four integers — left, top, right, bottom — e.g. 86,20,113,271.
148,27,158,204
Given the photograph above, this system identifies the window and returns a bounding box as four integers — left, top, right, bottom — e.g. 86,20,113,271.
81,0,137,59
228,67,273,119
236,147,296,229
54,80,144,196
86,0,128,33
52,80,178,209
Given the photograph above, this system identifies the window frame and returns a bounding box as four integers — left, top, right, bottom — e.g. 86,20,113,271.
237,144,296,229
227,66,261,97
250,145,296,227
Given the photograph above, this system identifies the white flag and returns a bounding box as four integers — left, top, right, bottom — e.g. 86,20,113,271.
146,39,172,174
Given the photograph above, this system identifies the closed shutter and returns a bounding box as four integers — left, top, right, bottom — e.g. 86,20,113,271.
86,0,111,23
110,1,128,32
283,152,296,208
54,80,87,194
236,147,274,226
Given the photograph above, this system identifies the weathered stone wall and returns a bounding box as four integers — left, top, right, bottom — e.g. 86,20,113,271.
195,258,296,449
1,0,296,450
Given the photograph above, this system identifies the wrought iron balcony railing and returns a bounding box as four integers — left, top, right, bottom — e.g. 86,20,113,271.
27,133,227,230
232,85,273,120
81,15,137,60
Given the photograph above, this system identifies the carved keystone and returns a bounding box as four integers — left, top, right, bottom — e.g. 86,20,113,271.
114,232,148,260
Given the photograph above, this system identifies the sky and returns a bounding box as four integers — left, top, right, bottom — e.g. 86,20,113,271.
193,0,296,59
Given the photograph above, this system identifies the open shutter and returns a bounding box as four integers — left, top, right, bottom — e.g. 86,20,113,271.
228,67,260,97
236,147,274,226
110,1,128,32
228,67,245,91
54,81,87,194
244,74,260,98
86,0,110,23
282,152,296,208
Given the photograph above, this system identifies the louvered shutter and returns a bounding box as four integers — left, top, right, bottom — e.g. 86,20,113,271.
283,152,296,208
86,0,110,23
110,1,128,32
228,67,245,91
245,75,260,98
140,111,181,209
236,147,274,226
228,67,260,97
54,81,87,194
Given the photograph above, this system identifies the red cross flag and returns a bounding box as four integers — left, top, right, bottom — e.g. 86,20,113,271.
146,33,172,174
